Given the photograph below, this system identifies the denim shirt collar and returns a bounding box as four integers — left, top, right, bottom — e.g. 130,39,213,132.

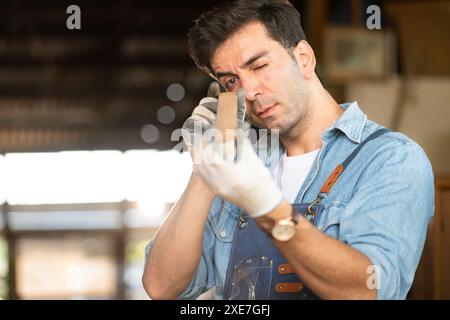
258,101,367,169
329,101,367,144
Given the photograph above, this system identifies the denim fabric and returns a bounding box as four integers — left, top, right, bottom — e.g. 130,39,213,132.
145,101,435,300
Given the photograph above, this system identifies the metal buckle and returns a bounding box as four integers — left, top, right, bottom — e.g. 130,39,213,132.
306,195,323,223
238,213,248,229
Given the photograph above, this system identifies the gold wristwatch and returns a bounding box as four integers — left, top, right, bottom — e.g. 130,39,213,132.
271,208,298,241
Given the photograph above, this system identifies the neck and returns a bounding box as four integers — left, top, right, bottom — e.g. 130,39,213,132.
281,85,343,157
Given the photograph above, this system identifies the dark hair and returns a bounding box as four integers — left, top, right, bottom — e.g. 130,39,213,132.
188,0,307,77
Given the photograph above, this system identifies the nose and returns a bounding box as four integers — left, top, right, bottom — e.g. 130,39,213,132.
240,74,262,103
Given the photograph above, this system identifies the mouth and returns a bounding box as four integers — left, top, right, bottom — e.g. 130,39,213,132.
257,104,277,119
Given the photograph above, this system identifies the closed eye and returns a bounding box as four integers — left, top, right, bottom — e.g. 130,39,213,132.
254,64,268,70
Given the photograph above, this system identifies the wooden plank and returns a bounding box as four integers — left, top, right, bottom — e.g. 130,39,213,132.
433,179,443,299
215,92,237,142
410,175,449,299
441,187,450,299
305,0,327,63
350,0,362,27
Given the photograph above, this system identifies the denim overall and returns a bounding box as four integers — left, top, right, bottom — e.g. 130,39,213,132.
223,129,389,300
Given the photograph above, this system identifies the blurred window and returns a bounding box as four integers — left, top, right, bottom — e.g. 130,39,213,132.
0,149,191,299
15,234,117,299
124,229,158,300
0,237,7,300
8,209,121,231
2,150,191,206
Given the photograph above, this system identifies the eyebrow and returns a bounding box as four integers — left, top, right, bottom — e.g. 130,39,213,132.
215,51,269,79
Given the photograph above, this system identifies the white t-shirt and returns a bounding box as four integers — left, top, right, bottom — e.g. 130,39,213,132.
272,149,320,203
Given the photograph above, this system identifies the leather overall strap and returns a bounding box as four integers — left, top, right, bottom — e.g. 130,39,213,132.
309,128,390,213
223,128,390,299
281,128,390,283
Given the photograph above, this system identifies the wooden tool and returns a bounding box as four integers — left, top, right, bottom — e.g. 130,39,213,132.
215,92,238,142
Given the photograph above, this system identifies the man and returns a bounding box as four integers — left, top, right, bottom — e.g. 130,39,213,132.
142,0,434,300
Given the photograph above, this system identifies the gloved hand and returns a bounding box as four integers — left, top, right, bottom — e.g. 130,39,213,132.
182,83,250,160
194,133,283,218
182,81,221,157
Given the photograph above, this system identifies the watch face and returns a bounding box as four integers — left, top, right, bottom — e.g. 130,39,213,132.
272,220,296,241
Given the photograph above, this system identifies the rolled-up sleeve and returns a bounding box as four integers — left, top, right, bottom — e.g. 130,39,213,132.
339,141,435,299
144,214,216,300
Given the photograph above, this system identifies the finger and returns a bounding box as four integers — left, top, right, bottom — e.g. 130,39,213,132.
219,140,237,162
235,88,247,157
182,114,210,133
190,114,212,127
202,138,221,167
192,105,216,121
239,136,258,163
207,81,220,98
237,88,247,126
198,97,218,113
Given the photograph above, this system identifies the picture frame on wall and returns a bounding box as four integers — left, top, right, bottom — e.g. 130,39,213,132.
323,27,396,82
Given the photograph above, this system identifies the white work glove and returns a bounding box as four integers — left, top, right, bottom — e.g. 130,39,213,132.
194,134,283,218
182,84,250,167
181,82,221,156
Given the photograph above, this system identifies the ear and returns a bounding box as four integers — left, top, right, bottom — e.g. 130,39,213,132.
292,40,316,79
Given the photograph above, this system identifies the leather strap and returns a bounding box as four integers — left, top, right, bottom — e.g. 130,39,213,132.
277,263,295,275
275,282,304,293
271,129,390,296
319,128,389,194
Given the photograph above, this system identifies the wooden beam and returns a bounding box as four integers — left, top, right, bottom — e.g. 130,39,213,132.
305,0,328,63
215,92,237,142
351,0,363,27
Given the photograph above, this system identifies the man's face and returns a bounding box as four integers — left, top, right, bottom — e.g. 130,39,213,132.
211,21,310,136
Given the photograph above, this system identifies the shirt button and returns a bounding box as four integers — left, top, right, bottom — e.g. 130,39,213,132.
220,230,227,238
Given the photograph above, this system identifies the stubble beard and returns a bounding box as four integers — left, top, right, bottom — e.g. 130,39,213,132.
276,65,311,139
247,59,311,137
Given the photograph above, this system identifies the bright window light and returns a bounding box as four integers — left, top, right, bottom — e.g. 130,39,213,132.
0,150,192,207
123,149,192,219
123,150,191,204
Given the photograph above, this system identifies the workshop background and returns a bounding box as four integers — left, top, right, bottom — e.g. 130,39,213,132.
0,0,449,300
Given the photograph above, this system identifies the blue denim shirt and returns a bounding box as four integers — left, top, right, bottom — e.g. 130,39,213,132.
145,101,435,300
